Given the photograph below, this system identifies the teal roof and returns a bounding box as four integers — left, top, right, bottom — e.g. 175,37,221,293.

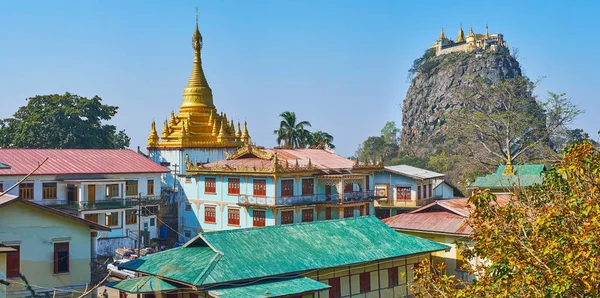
208,277,330,298
469,164,545,189
121,216,448,287
105,276,182,293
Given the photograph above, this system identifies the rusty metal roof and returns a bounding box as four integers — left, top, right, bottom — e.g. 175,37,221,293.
0,149,169,176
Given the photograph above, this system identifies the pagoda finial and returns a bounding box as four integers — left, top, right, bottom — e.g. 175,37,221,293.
457,23,465,42
502,150,514,175
161,120,169,138
212,117,219,136
468,26,475,37
439,27,446,40
147,120,160,146
241,121,250,143
169,111,177,127
236,122,242,139
181,121,188,137
180,9,214,113
485,23,490,39
208,110,213,124
217,118,226,142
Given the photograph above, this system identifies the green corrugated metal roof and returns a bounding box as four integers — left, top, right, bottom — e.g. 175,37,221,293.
469,164,545,189
104,276,182,293
208,277,330,298
121,216,448,286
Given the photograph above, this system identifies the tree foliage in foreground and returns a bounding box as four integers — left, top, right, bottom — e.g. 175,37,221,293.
0,93,130,149
273,111,336,150
413,142,600,297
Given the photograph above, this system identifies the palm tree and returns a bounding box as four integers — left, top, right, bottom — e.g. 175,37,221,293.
310,131,335,150
273,111,312,148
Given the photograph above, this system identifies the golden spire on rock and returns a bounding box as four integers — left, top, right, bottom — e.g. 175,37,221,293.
468,27,475,37
439,27,445,40
180,8,214,113
148,121,159,144
485,24,490,39
456,24,465,42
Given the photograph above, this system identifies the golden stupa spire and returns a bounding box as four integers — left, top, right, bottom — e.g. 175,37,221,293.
236,122,242,139
241,121,250,143
161,120,169,138
147,120,160,145
468,26,475,37
169,111,177,127
439,27,446,40
456,23,465,42
180,8,214,113
502,149,514,175
217,118,226,142
229,120,235,136
181,120,188,137
485,24,490,39
211,117,219,136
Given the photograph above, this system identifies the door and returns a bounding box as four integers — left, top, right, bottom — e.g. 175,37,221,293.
88,185,96,206
67,185,78,204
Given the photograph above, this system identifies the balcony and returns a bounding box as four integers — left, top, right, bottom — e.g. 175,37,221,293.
238,191,380,207
37,195,168,211
375,197,437,208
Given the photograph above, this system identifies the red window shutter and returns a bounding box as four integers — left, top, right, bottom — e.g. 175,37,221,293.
302,179,314,196
301,209,314,222
329,277,341,298
281,180,294,197
228,178,240,195
254,180,266,196
6,246,20,277
253,210,266,227
365,175,370,191
344,183,353,193
281,211,294,224
360,271,371,293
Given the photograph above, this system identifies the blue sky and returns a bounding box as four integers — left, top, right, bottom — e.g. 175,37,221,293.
0,1,598,157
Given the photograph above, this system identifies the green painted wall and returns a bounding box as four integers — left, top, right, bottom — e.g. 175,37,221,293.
0,202,93,296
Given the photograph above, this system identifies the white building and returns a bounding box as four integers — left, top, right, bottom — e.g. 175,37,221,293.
0,149,169,256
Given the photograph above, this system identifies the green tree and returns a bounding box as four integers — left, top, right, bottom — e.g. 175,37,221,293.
413,142,600,297
381,121,400,143
273,111,312,148
543,92,584,152
0,93,130,149
310,131,335,150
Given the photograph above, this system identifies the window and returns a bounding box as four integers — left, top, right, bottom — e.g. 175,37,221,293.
147,179,154,195
388,267,399,287
228,178,240,195
428,183,433,198
365,175,370,191
228,208,240,226
344,208,354,218
302,178,314,196
184,230,191,238
0,182,3,192
359,271,371,293
185,203,192,211
281,210,294,224
205,206,216,223
126,180,138,196
417,185,422,200
85,214,98,223
253,210,266,227
205,177,216,193
281,179,294,197
126,210,137,225
325,207,332,220
106,212,119,226
54,242,69,274
19,183,34,200
328,277,341,298
6,246,20,277
344,183,353,193
325,185,332,200
253,179,266,196
106,184,119,197
302,209,314,222
396,187,411,201
150,218,155,226
42,183,57,199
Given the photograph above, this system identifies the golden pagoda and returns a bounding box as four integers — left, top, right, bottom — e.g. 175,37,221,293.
148,16,250,149
456,24,465,42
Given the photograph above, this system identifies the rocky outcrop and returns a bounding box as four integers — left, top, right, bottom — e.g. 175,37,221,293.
401,47,522,156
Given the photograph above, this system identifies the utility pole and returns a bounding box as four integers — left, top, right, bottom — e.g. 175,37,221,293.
137,193,141,258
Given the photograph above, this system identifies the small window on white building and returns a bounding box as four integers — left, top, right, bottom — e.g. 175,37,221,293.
184,230,191,238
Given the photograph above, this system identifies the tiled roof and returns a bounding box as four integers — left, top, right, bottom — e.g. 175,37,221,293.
469,164,545,190
120,216,448,286
384,165,445,180
0,194,110,231
0,149,169,176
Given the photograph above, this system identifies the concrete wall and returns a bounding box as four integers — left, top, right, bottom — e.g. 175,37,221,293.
0,202,93,297
96,237,136,257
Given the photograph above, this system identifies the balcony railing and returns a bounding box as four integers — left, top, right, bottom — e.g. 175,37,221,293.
238,191,380,207
37,196,167,211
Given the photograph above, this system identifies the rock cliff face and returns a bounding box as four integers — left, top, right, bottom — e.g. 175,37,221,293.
401,47,522,156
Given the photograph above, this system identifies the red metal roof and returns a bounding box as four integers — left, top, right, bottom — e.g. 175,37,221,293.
0,149,169,176
383,198,510,236
204,148,357,171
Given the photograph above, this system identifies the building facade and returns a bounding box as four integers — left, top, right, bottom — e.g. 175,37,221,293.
373,165,463,219
178,144,382,240
0,149,169,256
430,24,507,56
107,216,448,298
0,194,109,298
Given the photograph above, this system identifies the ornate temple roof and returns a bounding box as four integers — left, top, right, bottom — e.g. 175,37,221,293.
147,17,250,149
